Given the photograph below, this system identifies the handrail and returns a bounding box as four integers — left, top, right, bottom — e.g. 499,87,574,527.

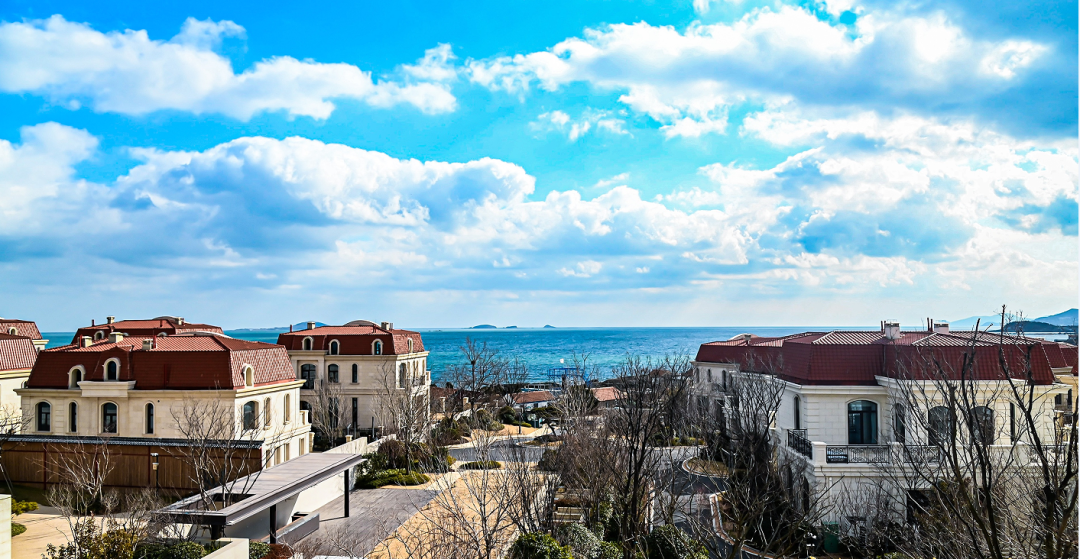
787,429,812,459
825,445,890,464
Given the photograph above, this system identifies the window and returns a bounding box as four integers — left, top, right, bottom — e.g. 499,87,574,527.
328,364,339,383
69,402,77,433
94,331,104,340
244,365,254,387
6,328,14,335
352,364,358,383
928,406,954,447
1009,403,1017,443
105,360,118,381
145,403,155,434
407,338,414,352
243,401,258,430
793,396,801,430
300,401,312,419
894,404,906,444
329,340,340,355
352,397,358,429
264,397,272,426
707,369,713,382
36,402,51,432
847,400,878,445
969,406,994,445
102,403,118,433
373,340,383,355
69,367,83,388
398,363,407,389
285,394,291,423
302,337,313,351
300,364,316,389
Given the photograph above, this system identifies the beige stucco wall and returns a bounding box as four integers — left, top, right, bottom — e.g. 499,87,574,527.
204,538,249,559
0,370,29,422
0,494,9,559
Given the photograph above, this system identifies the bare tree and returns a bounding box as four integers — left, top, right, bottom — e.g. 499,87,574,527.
308,378,348,448
447,338,511,417
0,405,30,494
376,360,431,473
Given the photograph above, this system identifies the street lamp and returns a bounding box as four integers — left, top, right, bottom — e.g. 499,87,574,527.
150,452,159,490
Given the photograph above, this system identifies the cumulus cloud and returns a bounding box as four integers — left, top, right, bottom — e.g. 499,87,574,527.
466,5,1052,137
0,15,456,119
531,109,628,141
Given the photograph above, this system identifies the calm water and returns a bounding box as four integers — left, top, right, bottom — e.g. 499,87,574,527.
45,326,857,384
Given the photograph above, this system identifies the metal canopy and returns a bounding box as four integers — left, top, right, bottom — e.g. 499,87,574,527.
160,452,365,526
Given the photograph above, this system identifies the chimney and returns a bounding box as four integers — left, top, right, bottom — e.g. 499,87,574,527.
177,317,185,325
883,321,901,340
741,333,753,344
289,324,294,332
106,316,115,324
381,321,392,331
142,339,154,350
91,319,95,326
81,336,92,348
933,321,950,334
307,321,316,330
110,332,125,344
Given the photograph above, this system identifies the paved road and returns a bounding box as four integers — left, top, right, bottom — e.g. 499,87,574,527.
305,486,440,556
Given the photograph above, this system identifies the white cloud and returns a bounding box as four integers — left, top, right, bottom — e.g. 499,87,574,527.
531,108,627,141
402,43,458,82
467,6,1048,137
0,15,456,119
558,260,603,277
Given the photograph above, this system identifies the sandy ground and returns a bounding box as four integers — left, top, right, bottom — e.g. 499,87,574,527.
13,507,74,558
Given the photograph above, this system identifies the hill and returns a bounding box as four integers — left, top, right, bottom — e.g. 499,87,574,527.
1001,321,1077,333
1033,309,1078,327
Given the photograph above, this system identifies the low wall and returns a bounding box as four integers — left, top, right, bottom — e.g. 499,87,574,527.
205,538,249,559
326,436,368,455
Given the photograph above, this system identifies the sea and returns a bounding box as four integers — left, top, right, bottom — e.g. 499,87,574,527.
43,326,1073,385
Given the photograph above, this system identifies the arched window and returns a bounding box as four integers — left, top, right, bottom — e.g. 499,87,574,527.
407,338,414,353
244,365,254,387
328,364,339,383
928,406,954,447
8,327,17,335
105,360,119,381
373,340,383,355
707,369,713,382
300,364,316,389
793,396,801,430
302,337,313,351
69,367,83,389
969,406,994,445
36,402,51,432
264,397,272,426
398,363,407,389
329,340,340,355
145,403,155,434
284,394,291,423
102,403,118,433
94,331,105,340
894,404,906,444
847,400,878,445
68,402,77,433
351,364,358,383
243,401,258,430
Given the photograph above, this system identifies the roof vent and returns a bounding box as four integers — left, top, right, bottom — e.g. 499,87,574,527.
307,321,316,330
381,321,393,331
883,321,901,340
81,336,93,348
110,332,125,344
142,339,154,350
742,333,753,344
933,321,949,334
177,317,185,325
106,316,115,324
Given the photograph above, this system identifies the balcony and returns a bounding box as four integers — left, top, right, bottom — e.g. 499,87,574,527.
825,445,890,464
787,429,812,459
902,445,942,464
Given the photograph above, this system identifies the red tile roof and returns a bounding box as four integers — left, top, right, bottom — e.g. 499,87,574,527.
0,319,42,340
277,324,424,355
696,329,1074,386
512,390,555,405
71,317,223,344
29,333,294,390
0,334,37,373
591,386,622,402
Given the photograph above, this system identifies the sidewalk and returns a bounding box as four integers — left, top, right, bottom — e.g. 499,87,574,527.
445,424,553,450
13,507,73,558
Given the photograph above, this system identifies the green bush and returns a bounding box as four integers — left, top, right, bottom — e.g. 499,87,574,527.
594,541,622,559
12,499,38,516
432,417,472,445
357,468,430,489
554,523,599,559
248,541,272,559
460,460,502,470
510,533,573,559
11,523,25,537
136,541,209,559
645,525,707,559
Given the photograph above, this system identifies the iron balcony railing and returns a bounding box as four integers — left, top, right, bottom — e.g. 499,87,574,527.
787,429,812,459
826,445,890,464
902,445,942,464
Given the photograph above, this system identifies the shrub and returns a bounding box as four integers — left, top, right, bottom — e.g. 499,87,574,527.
554,523,600,559
136,541,209,559
12,499,38,516
356,468,430,489
11,523,25,537
594,541,622,559
538,448,559,472
510,533,573,559
249,541,272,559
459,460,502,470
645,525,707,559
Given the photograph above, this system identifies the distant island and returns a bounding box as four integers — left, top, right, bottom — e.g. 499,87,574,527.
543,325,556,329
470,324,498,329
505,326,518,329
1001,321,1078,334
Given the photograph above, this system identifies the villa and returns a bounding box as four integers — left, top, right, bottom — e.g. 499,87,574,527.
72,315,223,343
694,320,1077,522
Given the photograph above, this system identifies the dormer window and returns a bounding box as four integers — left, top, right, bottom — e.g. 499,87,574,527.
329,340,340,355
105,359,119,381
302,337,313,351
94,331,105,340
243,365,254,387
407,338,414,353
69,367,83,388
373,340,383,355
7,327,15,335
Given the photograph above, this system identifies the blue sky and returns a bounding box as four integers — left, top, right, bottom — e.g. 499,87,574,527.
0,0,1075,330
